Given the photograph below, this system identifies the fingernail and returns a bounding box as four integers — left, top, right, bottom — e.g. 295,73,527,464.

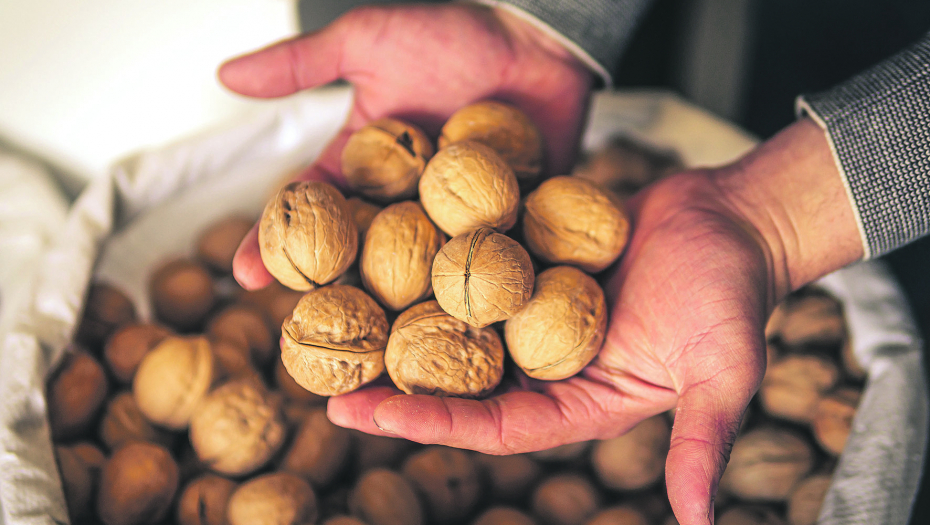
372,414,396,434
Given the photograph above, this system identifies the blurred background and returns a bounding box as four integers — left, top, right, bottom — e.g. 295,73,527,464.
1,0,929,520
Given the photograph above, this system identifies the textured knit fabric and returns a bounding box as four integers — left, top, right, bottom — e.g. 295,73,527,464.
475,0,653,85
798,32,930,259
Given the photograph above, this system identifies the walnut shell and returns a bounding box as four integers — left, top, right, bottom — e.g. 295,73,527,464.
432,228,534,328
385,301,504,397
348,468,423,525
133,336,215,430
346,197,383,240
280,285,389,396
439,101,543,187
342,118,434,202
719,427,814,502
361,201,446,311
474,507,538,525
759,354,839,423
531,474,601,525
716,506,786,525
767,293,845,348
584,506,649,525
505,266,606,380
104,323,172,384
275,357,327,404
206,304,274,365
196,215,254,274
189,379,287,476
259,181,358,291
591,415,670,491
419,141,520,237
812,387,860,455
176,474,237,525
473,453,542,503
56,444,99,523
227,472,318,525
787,474,832,525
47,349,109,440
280,407,352,488
350,430,416,473
99,392,175,450
97,441,179,525
523,176,630,273
402,446,482,524
75,282,137,350
149,259,217,331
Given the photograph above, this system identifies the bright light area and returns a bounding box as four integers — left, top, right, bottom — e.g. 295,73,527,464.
0,1,299,184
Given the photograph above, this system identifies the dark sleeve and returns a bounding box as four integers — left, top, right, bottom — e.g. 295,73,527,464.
471,0,655,86
797,31,930,259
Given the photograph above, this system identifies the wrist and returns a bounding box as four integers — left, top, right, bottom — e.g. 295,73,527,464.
713,118,864,301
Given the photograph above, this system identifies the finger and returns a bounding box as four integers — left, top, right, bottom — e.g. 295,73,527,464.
232,224,274,290
218,21,348,98
665,371,759,525
327,385,403,437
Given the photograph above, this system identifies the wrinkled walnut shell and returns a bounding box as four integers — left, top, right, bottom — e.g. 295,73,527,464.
361,201,446,311
419,141,520,237
281,285,389,396
385,301,504,397
227,472,318,525
259,181,358,291
505,266,606,380
189,379,287,476
432,228,534,328
439,101,543,187
133,336,215,430
342,118,434,202
523,176,629,273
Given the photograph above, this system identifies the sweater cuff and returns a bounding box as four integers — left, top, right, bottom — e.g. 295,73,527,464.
796,32,930,260
470,0,653,87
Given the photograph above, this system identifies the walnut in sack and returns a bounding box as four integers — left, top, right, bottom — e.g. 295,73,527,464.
206,304,274,365
385,300,504,397
531,474,601,525
787,474,832,525
439,101,543,188
259,181,358,291
149,259,217,331
473,453,542,503
361,201,446,311
176,474,237,525
75,282,137,350
280,285,389,396
766,293,845,348
348,468,424,525
505,266,606,380
99,392,174,450
759,354,839,423
812,387,861,455
474,507,539,525
133,336,215,430
341,118,434,202
432,228,534,328
96,441,179,525
189,379,287,476
419,141,520,237
104,323,172,384
523,176,629,273
718,427,814,502
585,506,650,525
227,472,318,525
280,407,352,488
47,349,109,440
591,415,670,491
402,446,482,524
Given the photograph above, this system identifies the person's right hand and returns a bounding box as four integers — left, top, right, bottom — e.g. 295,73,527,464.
219,3,595,290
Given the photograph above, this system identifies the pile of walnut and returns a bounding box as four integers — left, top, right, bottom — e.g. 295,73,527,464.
48,109,864,525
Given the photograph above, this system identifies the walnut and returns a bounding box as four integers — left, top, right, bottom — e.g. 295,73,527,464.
716,506,786,525
280,407,352,488
719,427,814,502
584,506,649,525
350,430,416,473
505,266,606,380
474,507,539,525
210,338,260,380
275,357,327,404
259,181,358,291
280,285,389,396
75,282,137,350
812,387,860,455
432,228,534,328
99,392,175,450
133,336,216,430
341,118,434,202
189,378,287,476
531,474,601,525
56,444,104,523
402,446,482,523
206,304,274,365
529,441,591,463
96,441,179,525
325,516,368,525
345,197,383,241
196,215,254,274
385,301,504,397
47,349,109,440
787,474,832,525
591,415,670,491
348,468,423,525
149,259,217,331
841,336,866,379
176,474,237,525
767,293,845,348
419,141,520,237
227,472,318,525
439,101,543,188
361,201,446,311
523,176,630,273
104,323,172,384
473,453,542,503
571,138,680,201
759,354,839,423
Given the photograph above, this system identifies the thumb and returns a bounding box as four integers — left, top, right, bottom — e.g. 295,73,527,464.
665,375,757,525
218,21,349,98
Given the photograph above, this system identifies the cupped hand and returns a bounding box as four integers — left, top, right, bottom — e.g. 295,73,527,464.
329,169,774,525
220,3,595,290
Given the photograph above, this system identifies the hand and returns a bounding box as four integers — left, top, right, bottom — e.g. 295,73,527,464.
220,3,595,289
328,119,863,525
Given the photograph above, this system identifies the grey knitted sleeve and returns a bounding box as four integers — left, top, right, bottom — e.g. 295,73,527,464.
797,32,930,259
472,0,654,85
